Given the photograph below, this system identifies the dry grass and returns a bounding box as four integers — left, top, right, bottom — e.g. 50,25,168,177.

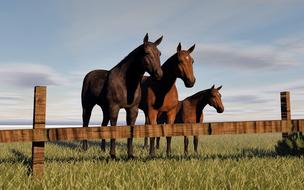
0,133,303,189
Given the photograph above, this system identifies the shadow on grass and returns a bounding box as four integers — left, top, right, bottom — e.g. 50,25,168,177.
140,148,279,162
48,140,144,150
0,149,33,175
10,149,31,165
1,147,298,165
40,148,281,163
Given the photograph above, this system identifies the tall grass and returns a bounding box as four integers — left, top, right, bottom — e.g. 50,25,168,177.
0,133,303,189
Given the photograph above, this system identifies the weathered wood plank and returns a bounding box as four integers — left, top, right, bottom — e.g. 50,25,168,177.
1,119,303,143
32,86,46,178
281,91,292,138
0,129,33,142
281,91,291,120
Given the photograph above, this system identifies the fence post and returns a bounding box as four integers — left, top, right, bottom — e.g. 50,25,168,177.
280,91,291,138
31,86,46,178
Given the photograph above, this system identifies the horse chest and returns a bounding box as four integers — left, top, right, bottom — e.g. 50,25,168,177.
147,86,178,112
107,79,141,107
181,103,197,123
159,94,178,111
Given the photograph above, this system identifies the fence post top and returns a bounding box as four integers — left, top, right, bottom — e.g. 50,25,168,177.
280,91,290,95
34,86,47,89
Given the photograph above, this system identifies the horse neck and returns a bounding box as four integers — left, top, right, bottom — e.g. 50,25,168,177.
159,55,178,91
189,90,209,111
112,49,145,87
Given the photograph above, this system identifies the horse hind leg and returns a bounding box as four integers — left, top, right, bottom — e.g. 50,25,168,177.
109,105,120,159
143,137,149,149
156,137,160,149
193,136,199,154
82,104,94,151
184,136,189,156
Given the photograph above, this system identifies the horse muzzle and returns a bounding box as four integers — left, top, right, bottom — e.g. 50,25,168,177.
217,107,224,113
153,69,163,80
184,77,196,88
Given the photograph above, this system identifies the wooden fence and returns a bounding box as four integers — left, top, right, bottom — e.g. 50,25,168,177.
0,86,303,178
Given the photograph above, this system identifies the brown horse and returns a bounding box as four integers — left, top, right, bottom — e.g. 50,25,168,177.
158,85,224,155
139,43,196,157
81,33,163,159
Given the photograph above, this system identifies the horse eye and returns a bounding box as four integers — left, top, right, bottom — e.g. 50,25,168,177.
159,52,161,56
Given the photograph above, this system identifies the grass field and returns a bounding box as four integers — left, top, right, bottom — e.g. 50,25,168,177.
0,133,303,189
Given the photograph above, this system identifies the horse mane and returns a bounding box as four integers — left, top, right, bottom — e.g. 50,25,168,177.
110,45,143,71
185,88,210,102
161,53,178,71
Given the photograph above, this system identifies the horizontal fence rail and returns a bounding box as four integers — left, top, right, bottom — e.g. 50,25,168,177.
0,87,302,178
0,119,304,143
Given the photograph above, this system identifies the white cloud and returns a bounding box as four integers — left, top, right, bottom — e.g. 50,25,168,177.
0,63,68,88
196,42,300,70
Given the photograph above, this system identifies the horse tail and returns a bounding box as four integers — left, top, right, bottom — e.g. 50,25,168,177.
81,72,91,107
81,69,109,107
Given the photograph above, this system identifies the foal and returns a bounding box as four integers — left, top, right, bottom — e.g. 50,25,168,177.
81,34,163,158
159,85,224,155
139,43,196,157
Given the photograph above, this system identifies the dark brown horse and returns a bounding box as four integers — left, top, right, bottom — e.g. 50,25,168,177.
139,43,196,157
81,33,163,158
158,85,224,155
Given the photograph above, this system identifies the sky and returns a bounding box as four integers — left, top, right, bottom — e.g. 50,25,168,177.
0,0,304,125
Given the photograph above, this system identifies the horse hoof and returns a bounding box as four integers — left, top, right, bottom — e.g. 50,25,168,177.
110,155,117,160
148,155,156,159
128,155,135,160
149,152,156,158
82,146,88,151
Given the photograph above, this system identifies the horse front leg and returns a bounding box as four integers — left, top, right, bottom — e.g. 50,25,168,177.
143,115,149,149
166,109,177,157
193,112,203,154
126,107,138,159
109,105,120,159
148,110,158,157
100,108,109,152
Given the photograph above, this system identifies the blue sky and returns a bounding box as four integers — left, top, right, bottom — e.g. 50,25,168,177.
0,0,304,125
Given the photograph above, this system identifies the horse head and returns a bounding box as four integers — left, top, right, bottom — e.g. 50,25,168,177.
175,43,196,87
140,33,163,80
207,85,224,113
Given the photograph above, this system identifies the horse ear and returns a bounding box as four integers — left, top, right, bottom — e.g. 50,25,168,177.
187,44,195,53
177,43,182,52
143,33,149,44
154,36,163,46
211,85,215,89
217,85,222,90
